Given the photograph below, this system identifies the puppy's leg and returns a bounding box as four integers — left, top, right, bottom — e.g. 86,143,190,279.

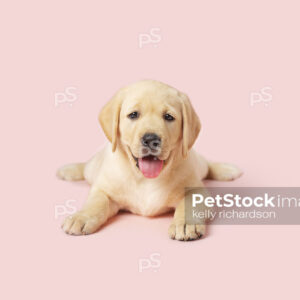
62,188,119,235
206,162,242,181
56,163,85,181
168,199,206,241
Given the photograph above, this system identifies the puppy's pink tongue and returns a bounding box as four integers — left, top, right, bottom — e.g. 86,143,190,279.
138,157,163,178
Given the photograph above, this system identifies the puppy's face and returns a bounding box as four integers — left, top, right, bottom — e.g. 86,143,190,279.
99,80,200,179
120,90,182,178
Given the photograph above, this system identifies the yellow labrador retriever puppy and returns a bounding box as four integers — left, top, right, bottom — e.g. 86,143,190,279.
57,80,242,241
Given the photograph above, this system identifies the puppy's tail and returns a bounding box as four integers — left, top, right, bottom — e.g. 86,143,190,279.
56,163,85,181
206,162,243,181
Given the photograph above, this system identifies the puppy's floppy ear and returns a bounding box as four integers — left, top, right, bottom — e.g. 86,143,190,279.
180,93,201,158
99,92,123,152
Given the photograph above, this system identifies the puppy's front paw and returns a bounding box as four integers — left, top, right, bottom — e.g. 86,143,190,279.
168,223,206,241
62,212,102,235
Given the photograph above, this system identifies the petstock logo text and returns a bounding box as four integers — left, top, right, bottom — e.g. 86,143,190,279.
185,187,300,225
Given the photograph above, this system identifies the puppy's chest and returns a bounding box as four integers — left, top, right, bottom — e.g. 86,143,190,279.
119,182,175,217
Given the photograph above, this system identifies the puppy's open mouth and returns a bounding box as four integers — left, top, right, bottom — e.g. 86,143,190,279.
132,155,164,178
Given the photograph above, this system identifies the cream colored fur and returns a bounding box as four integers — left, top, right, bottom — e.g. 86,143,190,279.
57,80,242,241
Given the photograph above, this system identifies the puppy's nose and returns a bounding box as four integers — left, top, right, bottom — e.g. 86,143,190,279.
141,133,161,149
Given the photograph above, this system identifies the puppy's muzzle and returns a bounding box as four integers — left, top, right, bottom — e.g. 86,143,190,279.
141,133,161,156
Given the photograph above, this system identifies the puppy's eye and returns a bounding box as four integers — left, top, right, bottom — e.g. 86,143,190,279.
164,114,175,121
128,111,139,119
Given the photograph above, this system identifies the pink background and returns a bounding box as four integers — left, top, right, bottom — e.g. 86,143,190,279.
1,0,300,299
